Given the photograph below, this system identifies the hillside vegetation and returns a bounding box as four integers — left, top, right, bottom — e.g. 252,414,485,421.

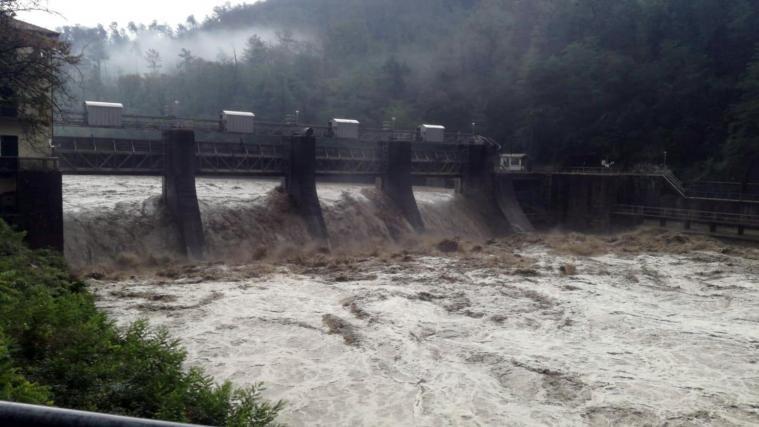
0,221,282,426
60,0,759,180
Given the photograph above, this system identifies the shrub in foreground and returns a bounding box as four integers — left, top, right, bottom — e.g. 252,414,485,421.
0,221,282,426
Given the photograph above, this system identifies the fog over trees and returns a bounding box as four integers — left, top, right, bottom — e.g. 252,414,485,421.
59,0,759,180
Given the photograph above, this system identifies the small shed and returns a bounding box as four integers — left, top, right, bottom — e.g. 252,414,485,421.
499,153,528,172
221,110,255,134
418,124,445,143
328,118,360,139
84,101,123,127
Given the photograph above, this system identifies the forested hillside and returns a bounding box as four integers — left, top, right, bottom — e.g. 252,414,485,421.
58,0,759,180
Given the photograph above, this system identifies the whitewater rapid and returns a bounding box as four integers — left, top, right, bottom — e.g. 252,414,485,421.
62,175,495,270
63,176,759,426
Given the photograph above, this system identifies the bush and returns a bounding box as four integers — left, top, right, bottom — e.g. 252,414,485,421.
0,221,283,426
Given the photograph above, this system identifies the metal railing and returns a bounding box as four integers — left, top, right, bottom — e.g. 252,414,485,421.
54,111,474,145
411,149,467,176
613,204,759,227
53,138,164,174
196,141,288,175
0,401,204,427
498,165,759,202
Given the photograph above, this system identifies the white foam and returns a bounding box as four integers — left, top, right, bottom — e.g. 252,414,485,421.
89,249,759,426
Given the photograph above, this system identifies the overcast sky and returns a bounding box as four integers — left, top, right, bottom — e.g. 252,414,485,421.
17,0,255,30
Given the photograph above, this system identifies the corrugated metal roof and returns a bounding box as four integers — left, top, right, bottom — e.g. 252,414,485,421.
222,110,255,117
85,101,124,109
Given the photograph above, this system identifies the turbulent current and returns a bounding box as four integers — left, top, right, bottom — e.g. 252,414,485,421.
63,175,759,426
63,176,492,270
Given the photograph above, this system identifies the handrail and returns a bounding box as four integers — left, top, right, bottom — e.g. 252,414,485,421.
613,204,759,226
0,401,204,427
660,170,687,198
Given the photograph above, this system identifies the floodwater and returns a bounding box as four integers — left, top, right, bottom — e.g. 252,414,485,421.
63,176,759,426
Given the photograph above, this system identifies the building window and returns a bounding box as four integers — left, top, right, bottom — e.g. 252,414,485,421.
0,86,18,118
0,136,19,157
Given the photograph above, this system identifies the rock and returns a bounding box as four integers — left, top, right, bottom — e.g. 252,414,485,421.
437,239,460,253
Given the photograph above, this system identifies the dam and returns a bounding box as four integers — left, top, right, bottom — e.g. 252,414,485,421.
4,106,759,256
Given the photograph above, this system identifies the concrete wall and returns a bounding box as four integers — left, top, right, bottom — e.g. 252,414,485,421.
0,117,53,158
14,170,63,250
513,173,759,232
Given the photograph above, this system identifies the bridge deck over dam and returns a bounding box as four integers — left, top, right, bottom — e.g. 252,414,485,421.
52,124,469,178
1,111,757,253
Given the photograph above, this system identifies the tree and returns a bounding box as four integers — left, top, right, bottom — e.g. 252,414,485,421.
724,48,759,188
144,48,162,74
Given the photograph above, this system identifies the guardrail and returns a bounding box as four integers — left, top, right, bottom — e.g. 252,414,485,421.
0,401,203,427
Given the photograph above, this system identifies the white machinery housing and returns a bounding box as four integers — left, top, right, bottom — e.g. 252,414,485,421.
329,118,360,139
499,153,528,172
84,101,123,127
221,110,255,134
418,124,445,143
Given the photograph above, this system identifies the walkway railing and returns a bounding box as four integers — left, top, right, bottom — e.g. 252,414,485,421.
613,204,759,228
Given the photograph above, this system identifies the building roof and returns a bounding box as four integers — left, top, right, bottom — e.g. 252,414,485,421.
222,110,255,117
84,101,124,109
10,18,59,38
331,118,360,125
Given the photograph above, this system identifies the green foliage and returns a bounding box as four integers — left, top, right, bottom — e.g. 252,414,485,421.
0,220,283,426
58,0,759,178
